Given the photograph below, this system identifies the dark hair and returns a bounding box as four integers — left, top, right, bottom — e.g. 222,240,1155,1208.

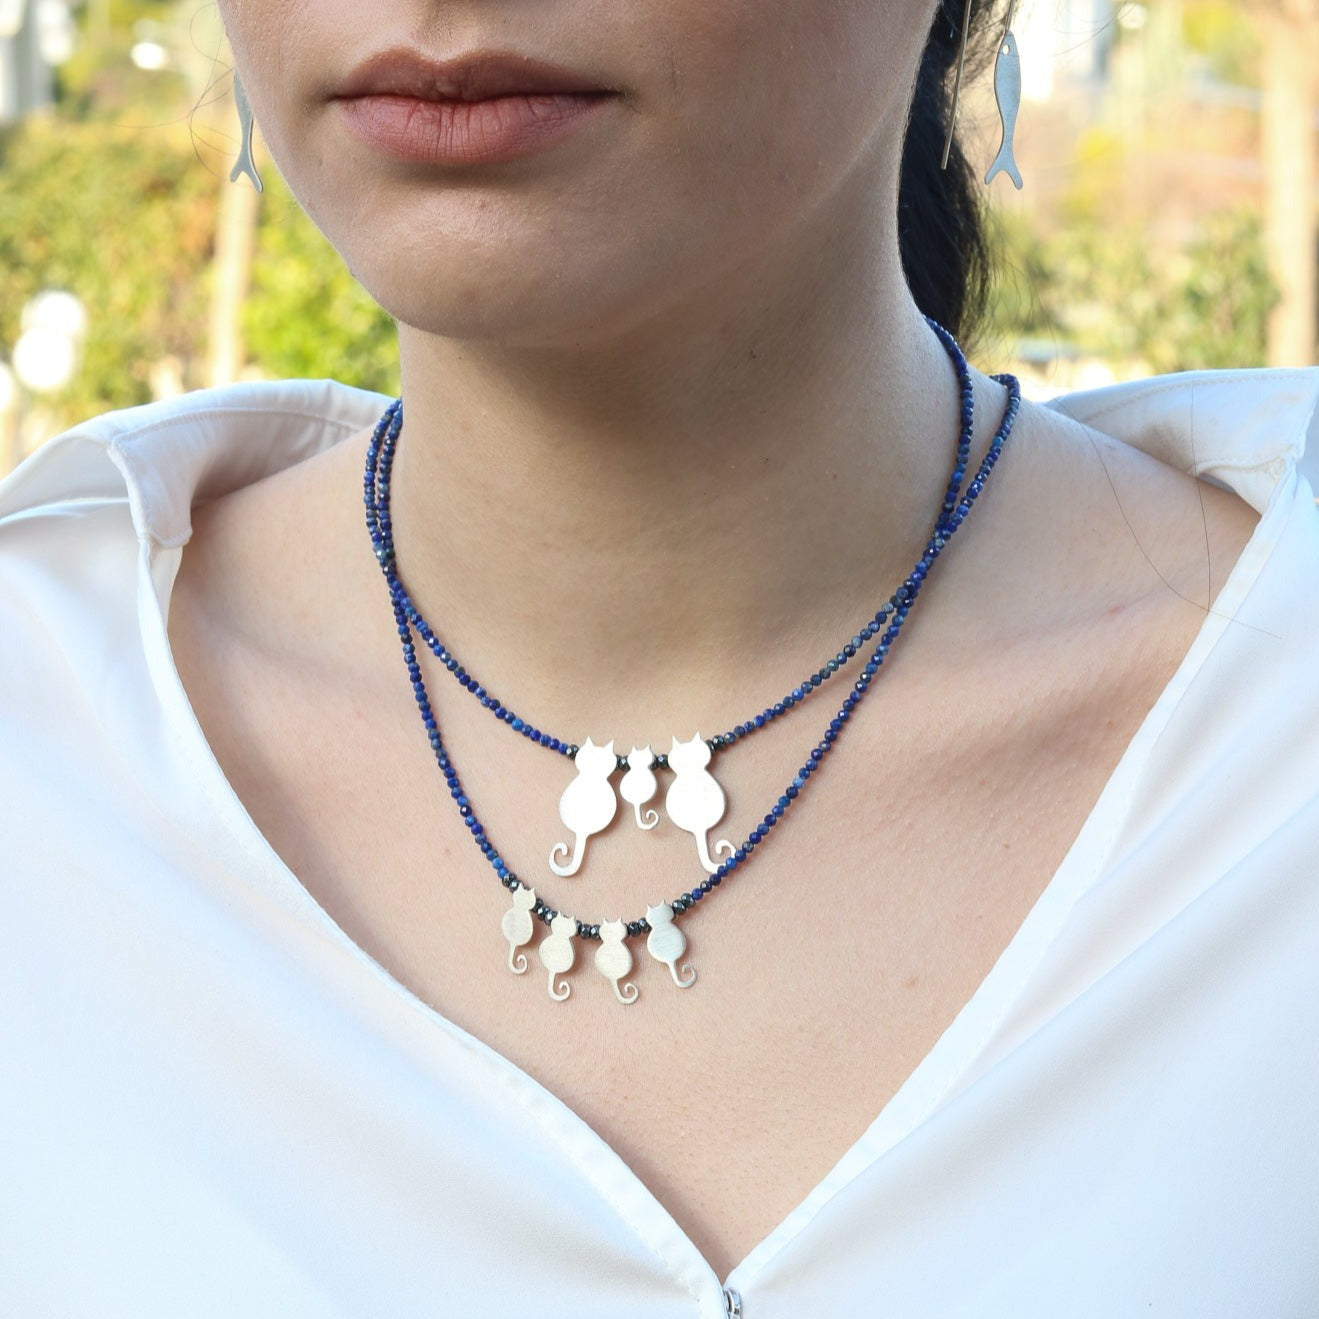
899,0,1005,344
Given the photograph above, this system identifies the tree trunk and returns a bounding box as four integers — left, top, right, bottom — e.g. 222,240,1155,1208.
207,140,260,387
1261,0,1318,366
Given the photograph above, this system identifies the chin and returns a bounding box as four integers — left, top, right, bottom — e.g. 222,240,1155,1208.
337,207,721,349
360,262,639,347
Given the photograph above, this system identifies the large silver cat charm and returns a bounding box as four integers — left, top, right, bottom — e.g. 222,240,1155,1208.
549,738,618,876
664,734,736,874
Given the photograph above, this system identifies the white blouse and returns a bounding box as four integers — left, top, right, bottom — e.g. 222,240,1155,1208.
3,370,1319,1318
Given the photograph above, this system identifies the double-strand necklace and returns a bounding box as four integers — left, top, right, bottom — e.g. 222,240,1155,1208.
364,318,1022,1003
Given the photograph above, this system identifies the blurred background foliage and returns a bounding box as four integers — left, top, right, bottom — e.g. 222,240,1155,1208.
0,0,1313,463
0,116,214,418
0,0,397,449
987,207,1277,373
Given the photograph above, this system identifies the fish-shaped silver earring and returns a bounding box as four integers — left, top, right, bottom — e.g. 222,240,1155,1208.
229,75,264,193
985,16,1024,190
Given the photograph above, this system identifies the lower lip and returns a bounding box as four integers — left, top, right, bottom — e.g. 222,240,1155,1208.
339,92,613,166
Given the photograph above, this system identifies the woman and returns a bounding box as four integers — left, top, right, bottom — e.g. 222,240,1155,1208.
3,1,1317,1314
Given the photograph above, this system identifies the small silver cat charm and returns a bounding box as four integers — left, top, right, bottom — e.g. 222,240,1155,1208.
549,738,618,876
645,904,696,988
664,734,736,874
500,885,537,974
538,914,577,1001
619,746,660,830
594,920,639,1004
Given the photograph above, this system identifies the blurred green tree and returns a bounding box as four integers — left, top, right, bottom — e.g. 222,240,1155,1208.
986,206,1277,374
0,118,214,421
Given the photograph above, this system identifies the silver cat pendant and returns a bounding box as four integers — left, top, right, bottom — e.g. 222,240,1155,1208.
619,746,660,829
495,894,701,1003
538,914,577,1001
501,885,537,974
664,735,735,874
547,735,734,878
594,920,639,1004
645,904,696,988
549,738,618,876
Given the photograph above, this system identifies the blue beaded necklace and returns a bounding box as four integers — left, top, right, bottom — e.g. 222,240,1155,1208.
364,318,1021,1002
369,320,1001,882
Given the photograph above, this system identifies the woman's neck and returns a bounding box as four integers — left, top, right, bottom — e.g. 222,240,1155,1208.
387,231,999,732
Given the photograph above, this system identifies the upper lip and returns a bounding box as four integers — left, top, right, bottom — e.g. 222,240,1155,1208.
334,49,615,103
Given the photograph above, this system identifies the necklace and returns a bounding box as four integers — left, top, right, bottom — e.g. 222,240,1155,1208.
367,320,996,883
364,321,1022,1003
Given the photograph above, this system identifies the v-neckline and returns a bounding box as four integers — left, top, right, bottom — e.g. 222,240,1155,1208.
129,397,1297,1305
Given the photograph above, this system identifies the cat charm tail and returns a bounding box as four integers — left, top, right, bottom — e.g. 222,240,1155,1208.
985,26,1024,190
229,75,264,193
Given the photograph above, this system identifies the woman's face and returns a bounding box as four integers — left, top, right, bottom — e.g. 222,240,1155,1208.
221,0,934,345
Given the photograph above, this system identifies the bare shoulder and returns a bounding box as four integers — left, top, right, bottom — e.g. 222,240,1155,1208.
969,390,1261,638
169,424,380,673
906,384,1265,769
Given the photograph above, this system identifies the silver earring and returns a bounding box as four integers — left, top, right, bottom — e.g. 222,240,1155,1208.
984,2,1024,189
940,0,1024,191
940,0,974,173
229,75,263,193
